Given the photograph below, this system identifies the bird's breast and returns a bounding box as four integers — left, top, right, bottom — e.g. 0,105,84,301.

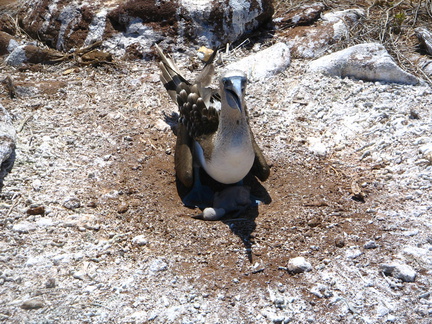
194,136,255,184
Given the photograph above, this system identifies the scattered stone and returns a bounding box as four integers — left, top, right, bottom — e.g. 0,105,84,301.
381,263,417,282
415,27,432,56
84,223,101,231
45,278,56,288
36,218,54,227
31,179,42,191
224,42,291,81
307,137,327,156
287,257,312,274
21,298,44,310
307,217,321,227
419,143,432,163
345,247,363,259
335,237,345,248
364,241,378,249
72,270,86,281
132,235,148,246
149,258,168,272
117,202,129,214
310,284,333,298
308,43,419,85
63,197,81,210
12,221,36,233
26,205,45,215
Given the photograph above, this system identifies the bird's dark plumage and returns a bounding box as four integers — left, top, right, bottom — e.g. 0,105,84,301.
155,44,270,199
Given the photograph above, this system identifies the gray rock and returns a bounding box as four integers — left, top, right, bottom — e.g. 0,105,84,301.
287,257,312,273
381,263,417,282
308,43,419,85
225,42,291,81
21,298,44,309
0,104,16,180
415,27,432,56
63,197,81,210
4,45,27,66
364,241,378,249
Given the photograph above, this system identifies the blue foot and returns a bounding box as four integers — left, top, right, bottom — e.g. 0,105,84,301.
182,166,215,209
182,184,214,209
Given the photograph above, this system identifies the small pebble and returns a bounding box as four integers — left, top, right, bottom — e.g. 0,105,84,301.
63,198,81,210
335,237,345,248
132,235,148,246
21,298,44,310
287,257,312,274
26,205,45,215
117,202,129,214
345,248,363,259
364,240,378,249
45,278,56,288
149,258,168,272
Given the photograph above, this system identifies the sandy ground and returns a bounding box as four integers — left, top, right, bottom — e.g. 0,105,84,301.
0,38,431,323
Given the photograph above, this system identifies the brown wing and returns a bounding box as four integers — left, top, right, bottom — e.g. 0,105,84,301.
176,83,219,139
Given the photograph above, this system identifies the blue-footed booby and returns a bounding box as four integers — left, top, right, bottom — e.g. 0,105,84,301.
155,44,270,209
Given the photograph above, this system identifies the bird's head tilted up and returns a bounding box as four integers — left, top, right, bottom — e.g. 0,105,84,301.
220,70,247,112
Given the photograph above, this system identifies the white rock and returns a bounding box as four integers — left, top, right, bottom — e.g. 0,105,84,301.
83,9,108,47
36,218,54,227
308,43,419,85
12,221,36,233
307,137,327,156
345,248,363,259
381,263,417,282
132,235,148,246
149,258,168,272
32,179,42,191
287,256,312,273
225,43,291,81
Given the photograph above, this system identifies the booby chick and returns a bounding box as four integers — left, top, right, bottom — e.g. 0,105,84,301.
155,44,270,212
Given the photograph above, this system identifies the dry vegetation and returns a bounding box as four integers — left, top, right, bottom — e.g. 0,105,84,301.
275,0,432,80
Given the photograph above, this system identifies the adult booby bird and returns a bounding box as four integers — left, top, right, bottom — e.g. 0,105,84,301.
155,44,270,208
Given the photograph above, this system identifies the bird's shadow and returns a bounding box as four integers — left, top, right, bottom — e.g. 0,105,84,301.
176,160,271,263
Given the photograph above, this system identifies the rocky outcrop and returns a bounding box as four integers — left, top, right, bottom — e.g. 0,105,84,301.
308,43,419,85
12,0,273,55
279,8,364,59
225,42,291,81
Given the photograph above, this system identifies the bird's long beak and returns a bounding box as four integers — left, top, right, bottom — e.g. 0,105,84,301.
224,76,245,111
